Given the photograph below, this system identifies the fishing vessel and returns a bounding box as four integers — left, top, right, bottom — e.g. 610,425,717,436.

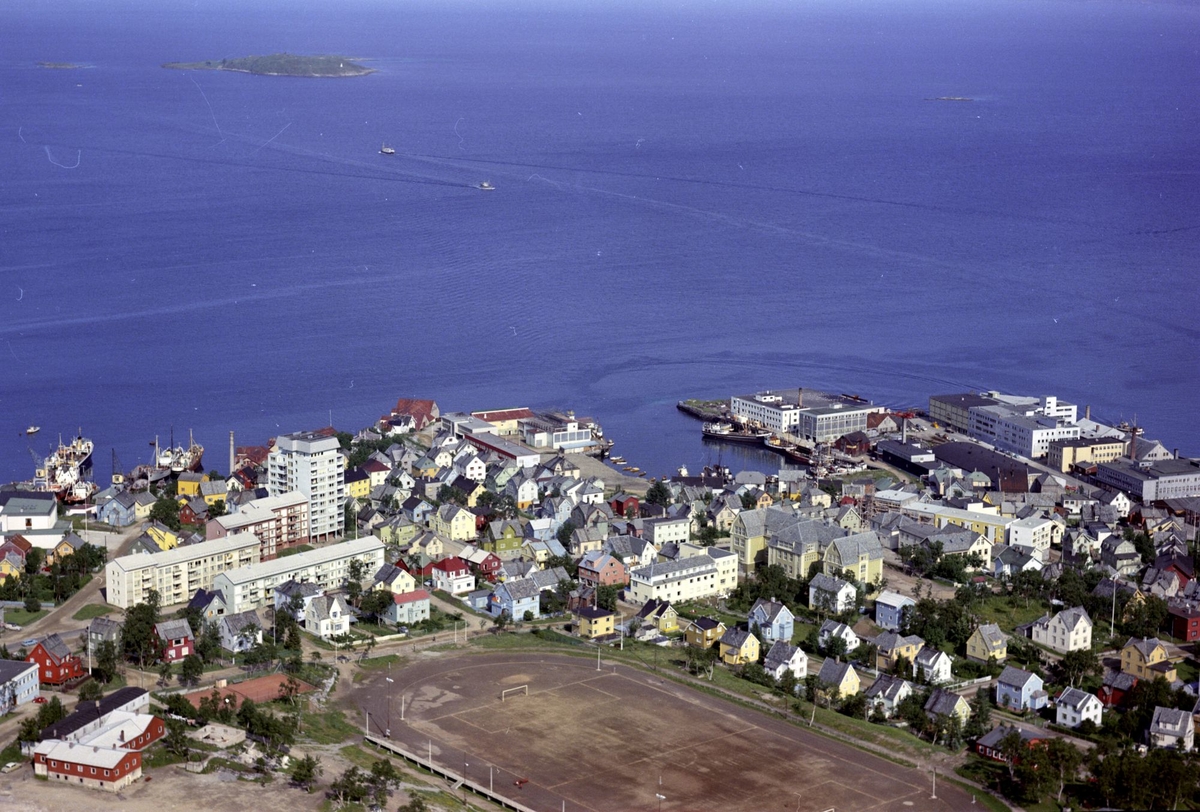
380,143,395,155
477,181,495,191
25,426,39,435
155,429,205,474
33,433,96,503
701,421,770,443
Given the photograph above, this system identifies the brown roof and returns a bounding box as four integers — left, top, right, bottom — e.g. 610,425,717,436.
386,398,439,429
236,446,270,466
472,408,535,423
183,673,315,710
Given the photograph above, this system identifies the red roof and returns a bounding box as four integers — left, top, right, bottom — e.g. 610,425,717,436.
386,398,439,429
432,556,468,573
394,589,432,605
236,446,270,466
362,459,390,473
2,535,33,554
472,408,535,423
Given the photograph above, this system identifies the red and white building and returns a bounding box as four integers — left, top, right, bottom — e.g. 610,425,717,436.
26,633,85,686
32,740,143,792
431,556,475,595
154,619,194,663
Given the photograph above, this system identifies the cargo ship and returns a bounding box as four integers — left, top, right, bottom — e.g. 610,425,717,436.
33,433,96,503
701,422,770,444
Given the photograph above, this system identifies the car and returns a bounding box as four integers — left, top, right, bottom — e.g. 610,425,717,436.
33,697,47,704
0,762,19,774
21,638,37,648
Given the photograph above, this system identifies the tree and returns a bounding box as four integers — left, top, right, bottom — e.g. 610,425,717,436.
359,589,393,625
645,481,672,507
78,680,103,702
964,686,992,741
149,496,182,531
180,653,204,686
1043,737,1083,805
329,765,371,805
739,492,757,510
397,797,430,812
555,521,577,548
596,584,619,612
95,639,119,683
290,753,323,793
208,499,226,519
17,716,41,744
164,719,191,758
493,611,510,631
1057,648,1100,687
23,593,40,613
158,661,173,685
122,590,162,669
35,696,67,729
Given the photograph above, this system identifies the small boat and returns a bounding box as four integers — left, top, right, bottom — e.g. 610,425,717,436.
26,426,40,435
477,181,495,191
380,143,395,155
610,456,626,464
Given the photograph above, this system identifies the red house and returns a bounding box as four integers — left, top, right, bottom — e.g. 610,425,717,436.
32,741,143,791
1097,671,1137,708
26,633,85,686
609,493,640,519
154,619,195,663
577,551,628,588
1168,602,1200,642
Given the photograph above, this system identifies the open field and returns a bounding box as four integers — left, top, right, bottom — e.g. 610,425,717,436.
352,651,979,811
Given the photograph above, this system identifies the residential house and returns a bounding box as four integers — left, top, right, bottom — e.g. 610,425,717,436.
966,624,1008,663
864,674,913,719
925,687,970,725
1149,706,1194,751
434,504,476,542
815,659,859,700
577,551,628,589
87,617,122,656
490,578,542,621
577,606,615,639
748,598,795,645
26,633,84,686
187,588,227,623
461,547,502,582
874,590,916,631
218,611,262,653
874,631,924,672
818,620,860,653
96,492,138,528
1055,687,1102,729
976,725,1045,763
372,562,417,595
763,641,807,683
685,617,726,649
993,545,1043,579
823,531,884,584
808,573,856,614
484,519,524,554
609,493,640,519
996,665,1048,711
0,660,39,711
1098,670,1138,708
634,599,679,634
718,627,760,666
914,647,953,684
386,589,432,626
273,580,322,621
1030,606,1093,654
431,557,475,595
1121,637,1177,681
304,594,352,640
154,620,194,663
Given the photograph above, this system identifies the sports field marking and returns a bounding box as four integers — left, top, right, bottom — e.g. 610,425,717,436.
500,684,528,701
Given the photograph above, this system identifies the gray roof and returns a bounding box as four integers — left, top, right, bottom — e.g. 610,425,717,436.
875,631,924,653
720,627,753,648
924,687,964,717
0,659,36,683
1150,706,1192,738
828,531,884,562
809,573,852,594
750,598,791,625
763,641,802,672
88,616,122,642
529,566,571,590
39,632,72,661
998,665,1042,690
155,619,194,642
495,578,541,602
275,579,322,599
1125,637,1166,661
1056,687,1097,711
308,594,350,621
817,658,855,686
973,623,1007,652
865,674,911,703
220,610,261,636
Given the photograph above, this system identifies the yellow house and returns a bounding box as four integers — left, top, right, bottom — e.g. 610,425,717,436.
874,632,925,671
199,480,228,507
685,617,726,649
636,599,680,634
406,530,447,560
378,517,419,549
730,509,770,578
133,492,155,520
816,659,860,700
145,522,180,551
578,606,616,639
966,624,1008,663
47,532,87,565
0,557,22,582
719,627,760,666
434,504,476,542
345,469,371,500
822,533,884,585
176,472,206,498
373,563,417,594
1121,637,1177,681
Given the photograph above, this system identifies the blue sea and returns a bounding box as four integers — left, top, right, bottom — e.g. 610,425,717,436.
1,0,1197,484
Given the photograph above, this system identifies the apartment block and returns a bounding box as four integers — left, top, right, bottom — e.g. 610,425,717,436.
104,533,261,609
206,491,310,559
267,431,345,541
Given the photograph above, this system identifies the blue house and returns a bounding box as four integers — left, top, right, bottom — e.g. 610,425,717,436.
96,492,137,528
489,578,541,621
874,590,917,631
996,665,1047,711
749,598,795,645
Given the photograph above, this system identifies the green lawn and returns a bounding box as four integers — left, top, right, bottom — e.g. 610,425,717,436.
300,707,359,745
973,595,1048,634
278,544,315,558
72,603,114,621
5,609,48,626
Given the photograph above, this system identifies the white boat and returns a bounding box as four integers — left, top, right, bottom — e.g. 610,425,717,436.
25,426,39,435
477,181,495,191
380,143,395,155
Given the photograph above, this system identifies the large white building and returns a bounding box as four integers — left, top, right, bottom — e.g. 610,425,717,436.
206,491,309,559
993,415,1080,459
628,547,736,605
1008,515,1055,560
211,535,385,612
104,533,262,609
730,390,882,442
267,431,345,542
1095,458,1200,502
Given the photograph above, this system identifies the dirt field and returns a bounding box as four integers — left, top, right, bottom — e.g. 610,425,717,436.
354,650,978,812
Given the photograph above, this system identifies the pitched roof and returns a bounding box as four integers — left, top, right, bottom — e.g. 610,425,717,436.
1150,706,1192,738
393,589,432,605
1056,687,1098,711
1124,637,1166,660
763,641,803,672
719,627,754,649
155,619,194,641
691,616,723,632
973,623,1008,651
220,610,261,636
750,598,791,625
998,665,1041,690
38,633,73,662
865,673,911,702
817,658,855,686
924,687,965,717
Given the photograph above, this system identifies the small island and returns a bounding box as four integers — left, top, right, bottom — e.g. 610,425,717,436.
162,53,373,78
38,62,86,69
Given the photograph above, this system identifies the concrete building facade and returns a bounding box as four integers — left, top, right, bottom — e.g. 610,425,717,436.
267,431,345,541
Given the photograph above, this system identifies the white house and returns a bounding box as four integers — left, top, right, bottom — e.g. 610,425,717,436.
1149,706,1194,752
1031,606,1092,654
218,610,263,653
763,641,807,682
818,620,860,653
0,660,39,711
304,594,352,640
864,674,913,719
1055,687,1102,729
808,573,856,614
913,647,953,684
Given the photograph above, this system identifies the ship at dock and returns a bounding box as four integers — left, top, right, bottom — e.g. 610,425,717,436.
32,433,96,503
701,421,770,444
155,430,205,474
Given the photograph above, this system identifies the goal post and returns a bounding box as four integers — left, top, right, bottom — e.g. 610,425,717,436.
500,685,528,702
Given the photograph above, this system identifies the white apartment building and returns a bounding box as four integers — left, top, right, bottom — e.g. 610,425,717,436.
267,431,345,541
211,535,385,612
628,548,735,604
1008,515,1055,560
644,517,690,546
731,391,802,433
206,491,309,559
994,415,1080,459
1031,607,1092,653
105,533,262,609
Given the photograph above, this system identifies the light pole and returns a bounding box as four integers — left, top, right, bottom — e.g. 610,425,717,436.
462,760,469,802
385,669,394,737
656,792,666,812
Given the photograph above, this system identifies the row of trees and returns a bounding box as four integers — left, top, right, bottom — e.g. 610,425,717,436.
0,542,106,606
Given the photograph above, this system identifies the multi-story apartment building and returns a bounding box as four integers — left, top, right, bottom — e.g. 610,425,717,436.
104,533,261,609
267,431,344,542
1046,437,1128,473
628,547,735,605
211,535,385,612
205,491,309,559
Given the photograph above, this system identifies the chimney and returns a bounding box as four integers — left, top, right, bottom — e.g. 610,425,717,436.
229,431,235,475
797,388,803,407
1085,405,1091,421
